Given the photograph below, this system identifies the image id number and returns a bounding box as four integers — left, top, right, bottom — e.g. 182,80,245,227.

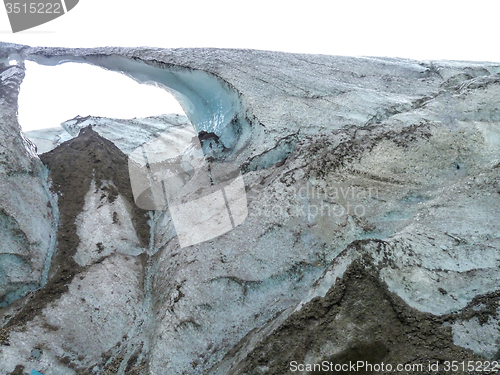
5,3,62,14
443,360,499,372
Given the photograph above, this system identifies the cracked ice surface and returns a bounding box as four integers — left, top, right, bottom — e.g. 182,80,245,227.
1,43,500,373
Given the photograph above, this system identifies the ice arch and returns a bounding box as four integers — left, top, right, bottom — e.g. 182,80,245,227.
25,53,252,156
18,60,185,132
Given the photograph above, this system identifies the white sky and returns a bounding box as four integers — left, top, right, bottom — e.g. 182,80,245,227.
18,62,184,131
0,0,499,131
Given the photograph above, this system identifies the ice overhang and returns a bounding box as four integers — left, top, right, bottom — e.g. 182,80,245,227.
24,53,252,157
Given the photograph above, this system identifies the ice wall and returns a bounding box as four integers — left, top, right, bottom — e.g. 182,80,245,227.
0,46,57,308
1,43,500,374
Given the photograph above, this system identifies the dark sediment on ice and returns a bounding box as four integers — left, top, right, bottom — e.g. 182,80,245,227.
2,127,149,335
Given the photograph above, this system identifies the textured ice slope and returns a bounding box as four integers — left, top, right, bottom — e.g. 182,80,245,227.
24,114,192,155
61,114,191,155
23,127,72,154
0,42,499,374
0,48,57,310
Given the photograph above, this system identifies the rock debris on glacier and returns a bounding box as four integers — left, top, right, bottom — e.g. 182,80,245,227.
0,42,499,374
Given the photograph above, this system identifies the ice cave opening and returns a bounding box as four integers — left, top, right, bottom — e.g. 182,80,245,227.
19,60,188,153
19,60,186,131
18,55,252,159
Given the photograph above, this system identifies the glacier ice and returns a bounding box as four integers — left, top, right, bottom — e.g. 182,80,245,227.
25,114,193,155
0,51,58,310
0,42,500,374
73,179,144,267
23,127,73,154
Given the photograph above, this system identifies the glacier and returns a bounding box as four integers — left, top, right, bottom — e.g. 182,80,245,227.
0,41,499,374
25,114,192,155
